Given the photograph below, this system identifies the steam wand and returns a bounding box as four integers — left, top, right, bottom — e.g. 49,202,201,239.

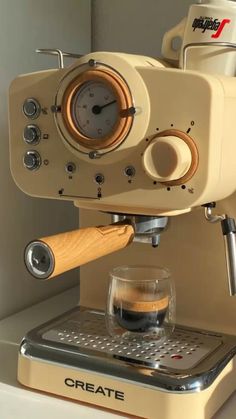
204,203,236,296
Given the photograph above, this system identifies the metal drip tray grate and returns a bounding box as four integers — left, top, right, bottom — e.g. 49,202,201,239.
42,309,222,370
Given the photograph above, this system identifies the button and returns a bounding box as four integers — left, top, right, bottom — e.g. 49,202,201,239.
65,162,76,174
23,125,41,145
23,151,41,171
23,98,41,119
94,173,105,185
124,166,136,177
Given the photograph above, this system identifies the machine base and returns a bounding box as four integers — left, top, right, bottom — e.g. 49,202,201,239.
18,307,236,419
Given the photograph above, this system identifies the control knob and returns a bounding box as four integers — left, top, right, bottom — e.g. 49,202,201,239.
142,130,198,185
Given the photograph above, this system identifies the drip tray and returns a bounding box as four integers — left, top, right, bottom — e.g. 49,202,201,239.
20,306,236,393
43,310,220,370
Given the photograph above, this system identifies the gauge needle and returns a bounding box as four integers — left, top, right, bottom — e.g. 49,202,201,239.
92,100,117,115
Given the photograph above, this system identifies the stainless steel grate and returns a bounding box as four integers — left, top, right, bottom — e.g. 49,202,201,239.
42,309,222,370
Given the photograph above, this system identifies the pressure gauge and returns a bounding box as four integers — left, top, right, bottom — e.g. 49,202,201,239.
61,69,134,151
72,80,118,138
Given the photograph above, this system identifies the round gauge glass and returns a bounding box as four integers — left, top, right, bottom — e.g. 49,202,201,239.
71,80,119,139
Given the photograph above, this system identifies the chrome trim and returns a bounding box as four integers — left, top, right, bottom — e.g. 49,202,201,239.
204,207,236,297
36,49,83,69
23,150,41,171
224,232,236,296
23,124,41,145
54,58,135,157
111,214,168,245
182,42,236,70
19,307,236,393
22,98,41,120
24,240,55,280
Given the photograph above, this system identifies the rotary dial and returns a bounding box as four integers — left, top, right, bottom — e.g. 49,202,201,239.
142,130,199,185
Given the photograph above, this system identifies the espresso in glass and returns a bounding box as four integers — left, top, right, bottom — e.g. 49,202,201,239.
113,289,169,332
106,266,175,341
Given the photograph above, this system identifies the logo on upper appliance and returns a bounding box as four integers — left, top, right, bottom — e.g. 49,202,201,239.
192,17,231,38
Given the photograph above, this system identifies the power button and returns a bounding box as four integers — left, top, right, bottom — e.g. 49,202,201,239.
23,98,41,119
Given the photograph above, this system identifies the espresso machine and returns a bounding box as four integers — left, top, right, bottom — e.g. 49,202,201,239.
8,1,236,416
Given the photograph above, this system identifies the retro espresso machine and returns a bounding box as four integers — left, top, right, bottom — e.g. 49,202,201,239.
7,5,236,418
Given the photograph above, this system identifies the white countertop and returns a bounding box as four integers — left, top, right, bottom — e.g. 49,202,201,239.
0,287,235,419
0,287,124,419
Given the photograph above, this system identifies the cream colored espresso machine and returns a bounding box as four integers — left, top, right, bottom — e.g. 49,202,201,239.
8,7,236,418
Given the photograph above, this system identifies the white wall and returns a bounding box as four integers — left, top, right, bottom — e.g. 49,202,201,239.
80,0,236,335
0,0,91,319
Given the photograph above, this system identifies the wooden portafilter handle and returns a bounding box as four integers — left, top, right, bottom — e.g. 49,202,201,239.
24,223,135,280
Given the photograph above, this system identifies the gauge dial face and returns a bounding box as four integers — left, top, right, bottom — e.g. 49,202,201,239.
71,80,119,139
62,69,133,151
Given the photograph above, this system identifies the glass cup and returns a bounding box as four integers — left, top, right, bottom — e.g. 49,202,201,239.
106,265,175,342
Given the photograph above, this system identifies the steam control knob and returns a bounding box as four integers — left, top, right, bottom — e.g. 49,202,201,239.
142,132,197,185
23,150,41,171
23,125,41,145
